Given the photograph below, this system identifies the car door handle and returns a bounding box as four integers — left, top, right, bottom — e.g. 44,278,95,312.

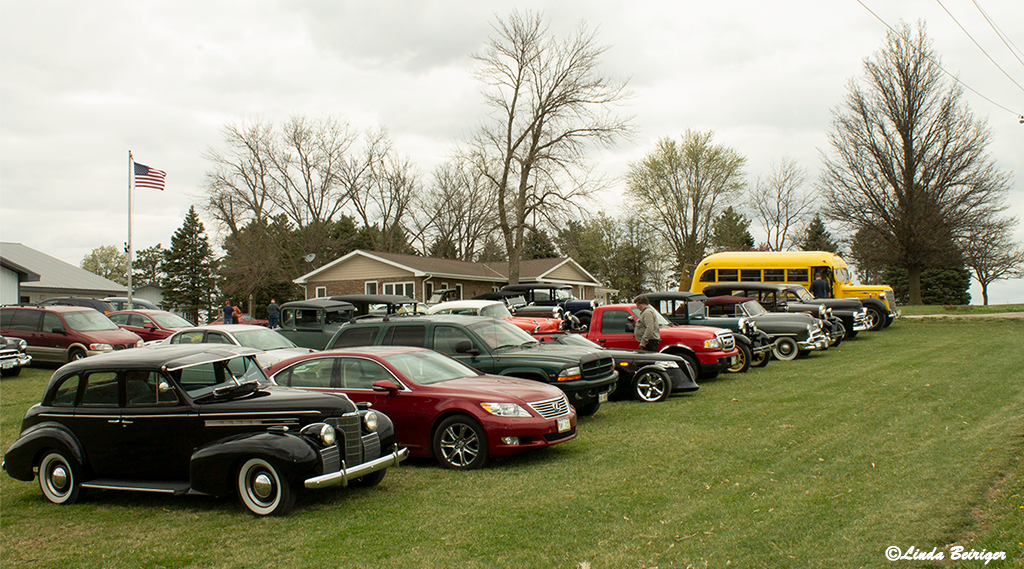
121,419,133,425
107,419,121,424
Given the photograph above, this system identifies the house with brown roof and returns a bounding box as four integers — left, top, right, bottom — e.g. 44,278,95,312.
293,250,615,303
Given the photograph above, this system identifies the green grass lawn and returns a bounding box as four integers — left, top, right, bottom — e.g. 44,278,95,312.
2,319,1023,568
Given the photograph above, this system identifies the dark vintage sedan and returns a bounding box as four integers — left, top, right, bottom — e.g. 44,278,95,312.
267,346,577,470
704,296,828,360
1,333,32,377
2,344,408,516
533,333,699,402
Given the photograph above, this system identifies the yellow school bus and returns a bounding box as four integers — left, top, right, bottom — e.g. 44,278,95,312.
686,251,899,328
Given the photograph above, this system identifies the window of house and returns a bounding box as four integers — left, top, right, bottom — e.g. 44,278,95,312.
383,282,414,297
315,286,327,298
365,281,379,295
455,284,463,299
425,282,433,299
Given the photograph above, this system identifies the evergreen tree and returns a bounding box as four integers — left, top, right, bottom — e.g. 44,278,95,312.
797,214,839,253
132,244,165,287
522,229,558,260
163,207,217,323
709,206,755,252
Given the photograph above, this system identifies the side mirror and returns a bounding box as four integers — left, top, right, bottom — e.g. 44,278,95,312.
158,382,172,393
454,340,479,355
371,380,400,396
625,323,635,333
51,327,66,335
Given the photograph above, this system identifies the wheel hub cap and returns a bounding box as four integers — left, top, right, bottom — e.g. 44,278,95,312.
253,473,274,499
51,466,68,489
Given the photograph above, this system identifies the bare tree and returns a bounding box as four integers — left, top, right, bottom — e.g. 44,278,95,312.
750,157,815,251
344,128,419,253
268,115,357,231
414,154,498,261
625,131,746,273
819,22,1012,304
202,118,278,233
472,9,633,284
961,217,1024,305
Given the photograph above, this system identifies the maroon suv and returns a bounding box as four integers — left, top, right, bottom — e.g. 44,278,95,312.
0,305,143,364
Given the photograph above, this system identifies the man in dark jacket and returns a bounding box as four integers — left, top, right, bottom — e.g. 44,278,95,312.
810,272,831,299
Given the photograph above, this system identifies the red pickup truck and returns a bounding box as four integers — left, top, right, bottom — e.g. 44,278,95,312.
578,304,740,380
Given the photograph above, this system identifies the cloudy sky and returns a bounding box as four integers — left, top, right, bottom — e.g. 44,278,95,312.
2,0,1022,302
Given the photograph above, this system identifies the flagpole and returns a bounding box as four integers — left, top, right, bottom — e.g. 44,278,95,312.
128,150,134,306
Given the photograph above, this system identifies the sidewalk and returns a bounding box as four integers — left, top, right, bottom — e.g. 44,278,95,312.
902,312,1024,319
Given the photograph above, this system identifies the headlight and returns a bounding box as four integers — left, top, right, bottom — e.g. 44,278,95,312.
480,402,531,417
653,360,679,369
135,340,144,348
300,423,336,445
557,366,582,381
16,339,28,350
89,343,113,352
363,410,379,432
738,317,749,334
703,337,721,349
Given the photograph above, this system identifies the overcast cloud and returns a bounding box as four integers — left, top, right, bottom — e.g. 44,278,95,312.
2,0,1022,302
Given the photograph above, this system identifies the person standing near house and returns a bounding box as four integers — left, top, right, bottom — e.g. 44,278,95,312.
223,300,234,324
267,298,280,329
810,271,831,299
633,294,661,352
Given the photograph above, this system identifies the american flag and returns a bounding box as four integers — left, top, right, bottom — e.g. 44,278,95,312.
134,163,166,191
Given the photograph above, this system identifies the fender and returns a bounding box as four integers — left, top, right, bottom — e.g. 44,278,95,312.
2,422,87,481
498,368,551,384
363,409,397,450
861,297,889,315
658,343,697,358
733,333,753,348
189,431,319,497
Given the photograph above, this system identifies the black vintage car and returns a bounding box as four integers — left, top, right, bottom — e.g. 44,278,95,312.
702,282,870,339
1,333,32,377
2,344,408,516
275,298,357,350
704,296,828,360
534,332,699,402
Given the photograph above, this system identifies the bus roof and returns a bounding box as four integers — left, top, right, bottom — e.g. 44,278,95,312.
695,251,849,269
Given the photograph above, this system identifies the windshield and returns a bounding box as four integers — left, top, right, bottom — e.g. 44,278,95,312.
466,319,538,350
630,306,672,327
173,355,266,399
231,329,297,350
793,287,815,302
554,289,575,301
686,300,705,319
150,312,194,329
62,311,120,332
741,301,767,316
480,304,512,318
382,350,479,385
835,268,851,283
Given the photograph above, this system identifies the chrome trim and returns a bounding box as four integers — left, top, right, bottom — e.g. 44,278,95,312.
304,446,409,489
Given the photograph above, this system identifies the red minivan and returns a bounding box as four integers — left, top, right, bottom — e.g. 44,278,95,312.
0,305,143,364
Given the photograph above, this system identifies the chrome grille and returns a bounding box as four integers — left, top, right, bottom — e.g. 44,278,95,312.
327,412,363,466
361,432,381,461
717,331,735,351
581,356,614,380
320,444,341,473
528,394,571,418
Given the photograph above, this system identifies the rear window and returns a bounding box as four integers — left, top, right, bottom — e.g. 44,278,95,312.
2,308,40,332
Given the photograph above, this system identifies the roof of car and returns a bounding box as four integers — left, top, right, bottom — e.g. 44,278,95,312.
5,304,95,314
174,324,270,333
347,313,493,325
703,295,756,306
109,309,182,316
645,291,707,301
427,300,500,313
49,343,262,375
280,298,355,310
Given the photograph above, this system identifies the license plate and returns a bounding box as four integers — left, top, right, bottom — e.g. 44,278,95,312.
599,391,608,403
1,361,14,369
557,417,570,432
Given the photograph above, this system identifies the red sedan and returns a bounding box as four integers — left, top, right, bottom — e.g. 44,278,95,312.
107,309,195,342
266,346,577,470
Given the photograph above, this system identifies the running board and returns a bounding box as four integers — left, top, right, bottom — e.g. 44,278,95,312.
81,480,194,494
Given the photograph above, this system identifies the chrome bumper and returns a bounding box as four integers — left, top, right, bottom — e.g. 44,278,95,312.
0,354,31,369
304,445,409,489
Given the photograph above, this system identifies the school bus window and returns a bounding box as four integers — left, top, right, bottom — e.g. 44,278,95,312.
698,270,716,283
718,269,738,282
764,269,785,282
787,269,809,282
740,269,761,282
